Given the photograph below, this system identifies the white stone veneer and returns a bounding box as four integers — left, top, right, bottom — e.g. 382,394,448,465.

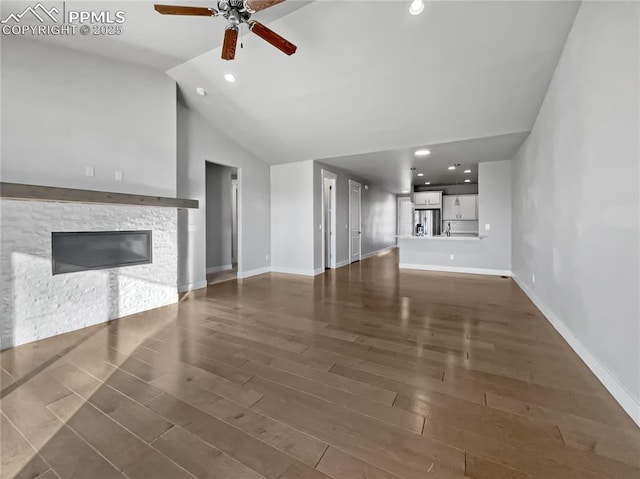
0,199,178,349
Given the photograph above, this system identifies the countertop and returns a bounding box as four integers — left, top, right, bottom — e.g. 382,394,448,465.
396,235,482,241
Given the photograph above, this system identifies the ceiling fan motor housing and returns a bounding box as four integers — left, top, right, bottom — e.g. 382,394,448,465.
218,0,251,25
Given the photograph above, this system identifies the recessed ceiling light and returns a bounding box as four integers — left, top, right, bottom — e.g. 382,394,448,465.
464,179,471,183
402,190,410,194
195,87,206,96
224,73,236,83
424,182,431,185
417,173,424,177
408,0,425,16
415,149,431,157
448,166,456,170
464,169,471,174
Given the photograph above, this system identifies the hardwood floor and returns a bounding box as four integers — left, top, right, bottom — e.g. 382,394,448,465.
207,265,238,286
1,249,638,478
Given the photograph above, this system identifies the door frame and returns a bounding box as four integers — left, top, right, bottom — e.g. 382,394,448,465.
204,160,242,279
321,169,338,271
348,179,362,264
231,178,238,264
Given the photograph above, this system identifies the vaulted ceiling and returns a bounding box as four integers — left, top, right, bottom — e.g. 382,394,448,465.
5,1,581,192
167,0,580,191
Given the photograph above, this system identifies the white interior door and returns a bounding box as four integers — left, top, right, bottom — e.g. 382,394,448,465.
349,180,362,263
398,197,413,237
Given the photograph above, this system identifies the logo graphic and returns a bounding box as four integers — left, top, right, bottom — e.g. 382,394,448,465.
1,2,125,36
1,3,59,24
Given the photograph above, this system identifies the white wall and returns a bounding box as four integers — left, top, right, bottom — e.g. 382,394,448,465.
0,200,177,349
1,37,177,197
270,161,316,275
205,163,233,271
400,160,512,274
511,2,640,424
177,103,271,290
313,161,397,270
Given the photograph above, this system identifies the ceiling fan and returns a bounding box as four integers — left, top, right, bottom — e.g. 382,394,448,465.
154,0,297,61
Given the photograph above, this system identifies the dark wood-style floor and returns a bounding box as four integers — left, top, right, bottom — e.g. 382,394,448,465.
1,250,639,479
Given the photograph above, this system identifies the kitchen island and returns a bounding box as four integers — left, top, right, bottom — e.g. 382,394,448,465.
397,235,511,276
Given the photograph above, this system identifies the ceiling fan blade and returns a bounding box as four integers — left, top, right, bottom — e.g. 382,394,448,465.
221,27,239,61
154,5,217,16
244,0,285,13
249,21,297,56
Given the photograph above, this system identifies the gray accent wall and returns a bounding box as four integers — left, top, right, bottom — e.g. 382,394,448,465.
361,181,397,258
177,103,271,290
313,161,397,270
511,2,640,416
478,160,512,271
1,37,177,197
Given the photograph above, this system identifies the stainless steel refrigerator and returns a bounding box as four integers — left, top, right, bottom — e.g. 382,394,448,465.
414,209,441,236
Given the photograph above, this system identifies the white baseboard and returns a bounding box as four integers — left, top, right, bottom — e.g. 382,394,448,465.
399,263,512,277
361,245,397,260
512,274,640,427
270,266,321,277
237,267,271,279
335,259,350,268
178,280,208,293
206,264,233,274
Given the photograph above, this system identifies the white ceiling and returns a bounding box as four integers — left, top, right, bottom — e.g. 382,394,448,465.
169,0,580,188
319,132,529,193
3,1,580,192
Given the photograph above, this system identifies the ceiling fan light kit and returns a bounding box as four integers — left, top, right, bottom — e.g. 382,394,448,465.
154,0,296,61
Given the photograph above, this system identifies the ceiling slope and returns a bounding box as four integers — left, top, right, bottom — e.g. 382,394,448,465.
169,1,580,168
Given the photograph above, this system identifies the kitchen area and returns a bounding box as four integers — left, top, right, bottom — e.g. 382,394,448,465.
396,159,512,276
411,189,479,238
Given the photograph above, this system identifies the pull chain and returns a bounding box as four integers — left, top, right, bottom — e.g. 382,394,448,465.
240,23,244,49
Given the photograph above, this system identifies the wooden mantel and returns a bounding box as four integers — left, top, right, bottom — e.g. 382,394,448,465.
0,183,199,209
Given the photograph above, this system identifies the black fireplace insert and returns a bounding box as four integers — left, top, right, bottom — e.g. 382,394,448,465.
51,230,152,275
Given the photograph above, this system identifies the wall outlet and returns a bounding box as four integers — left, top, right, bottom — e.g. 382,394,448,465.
266,254,269,261
115,170,123,181
449,254,455,260
532,274,536,284
485,223,491,231
85,166,94,177
319,224,322,230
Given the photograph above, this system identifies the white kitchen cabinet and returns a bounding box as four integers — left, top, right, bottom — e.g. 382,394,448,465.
413,191,442,208
443,194,477,220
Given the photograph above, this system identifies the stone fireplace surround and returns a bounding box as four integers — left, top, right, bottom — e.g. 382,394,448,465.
0,186,196,350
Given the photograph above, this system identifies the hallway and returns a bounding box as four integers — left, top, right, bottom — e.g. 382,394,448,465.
2,251,638,478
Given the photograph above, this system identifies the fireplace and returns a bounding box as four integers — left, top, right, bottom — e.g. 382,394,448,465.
1,184,198,350
51,230,152,275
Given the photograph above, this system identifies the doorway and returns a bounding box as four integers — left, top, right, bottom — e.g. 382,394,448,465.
321,170,337,270
205,161,239,285
348,179,362,263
